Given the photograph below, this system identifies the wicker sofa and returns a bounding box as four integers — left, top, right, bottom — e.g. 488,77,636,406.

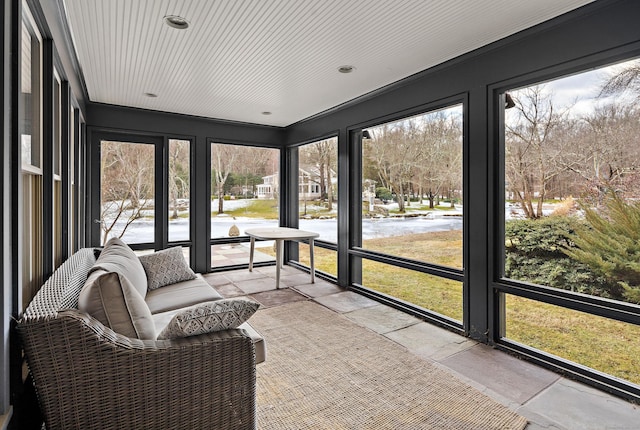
17,242,265,430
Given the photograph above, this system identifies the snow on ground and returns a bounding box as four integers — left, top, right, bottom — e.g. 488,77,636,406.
109,198,560,245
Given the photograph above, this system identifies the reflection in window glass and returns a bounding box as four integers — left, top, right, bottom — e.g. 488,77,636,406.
504,294,640,385
503,58,640,305
168,139,190,242
210,144,279,240
362,259,462,322
362,105,463,269
100,141,155,245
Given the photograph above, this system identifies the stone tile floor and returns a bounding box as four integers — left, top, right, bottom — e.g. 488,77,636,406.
203,266,640,430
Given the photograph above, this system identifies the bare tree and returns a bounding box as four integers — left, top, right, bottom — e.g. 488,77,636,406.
211,144,239,214
168,139,190,219
367,122,423,213
234,146,271,197
599,59,640,103
505,86,570,218
560,103,640,203
100,141,154,243
299,139,337,210
415,111,462,209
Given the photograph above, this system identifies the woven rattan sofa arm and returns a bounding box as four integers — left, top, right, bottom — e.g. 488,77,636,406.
18,310,257,430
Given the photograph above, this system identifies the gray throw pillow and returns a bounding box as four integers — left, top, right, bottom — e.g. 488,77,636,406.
157,298,259,340
91,237,148,298
79,269,156,340
138,247,197,290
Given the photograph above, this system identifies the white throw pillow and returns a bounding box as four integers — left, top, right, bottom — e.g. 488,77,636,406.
157,298,259,340
138,246,196,290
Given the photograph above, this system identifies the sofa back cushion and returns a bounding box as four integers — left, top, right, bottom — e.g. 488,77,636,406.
90,237,148,298
79,269,156,340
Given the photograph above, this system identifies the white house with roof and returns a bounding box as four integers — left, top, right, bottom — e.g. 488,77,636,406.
256,165,337,200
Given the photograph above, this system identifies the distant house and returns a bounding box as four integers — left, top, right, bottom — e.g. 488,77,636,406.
256,165,337,199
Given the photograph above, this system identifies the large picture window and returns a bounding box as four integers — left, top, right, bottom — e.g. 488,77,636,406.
210,143,279,268
360,104,464,321
500,57,640,386
295,137,338,277
99,140,155,245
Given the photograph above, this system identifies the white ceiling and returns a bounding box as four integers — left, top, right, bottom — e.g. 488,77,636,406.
62,0,595,127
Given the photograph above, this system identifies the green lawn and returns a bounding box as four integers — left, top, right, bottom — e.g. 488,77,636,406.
216,199,280,219
294,229,640,385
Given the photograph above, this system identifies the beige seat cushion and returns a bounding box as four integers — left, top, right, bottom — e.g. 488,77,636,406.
145,274,223,314
238,321,267,364
91,237,148,298
79,269,156,340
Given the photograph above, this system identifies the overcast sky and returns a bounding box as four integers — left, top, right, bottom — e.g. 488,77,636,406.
511,57,639,118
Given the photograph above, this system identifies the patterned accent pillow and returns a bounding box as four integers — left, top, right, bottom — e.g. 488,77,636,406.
138,247,196,290
157,298,260,340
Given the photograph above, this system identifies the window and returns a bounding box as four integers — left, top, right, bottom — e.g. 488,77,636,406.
504,294,640,385
295,137,338,277
359,105,464,321
362,106,463,266
20,8,41,170
20,2,43,309
500,57,640,386
168,139,190,242
99,141,155,245
210,143,279,268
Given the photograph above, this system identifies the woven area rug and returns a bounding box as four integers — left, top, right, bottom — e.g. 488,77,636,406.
252,301,528,430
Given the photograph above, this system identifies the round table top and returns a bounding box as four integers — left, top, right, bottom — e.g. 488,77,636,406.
244,227,319,240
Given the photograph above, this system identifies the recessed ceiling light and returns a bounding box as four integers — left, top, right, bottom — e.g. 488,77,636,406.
338,65,355,73
144,92,158,98
164,15,189,30
261,111,272,115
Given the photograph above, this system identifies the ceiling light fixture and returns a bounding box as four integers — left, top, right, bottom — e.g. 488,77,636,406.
144,92,158,98
261,111,272,115
338,65,355,74
164,15,190,30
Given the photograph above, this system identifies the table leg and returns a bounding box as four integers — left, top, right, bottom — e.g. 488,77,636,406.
309,238,315,283
249,237,255,272
275,239,284,289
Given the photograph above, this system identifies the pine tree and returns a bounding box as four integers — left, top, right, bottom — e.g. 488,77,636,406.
564,192,640,303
